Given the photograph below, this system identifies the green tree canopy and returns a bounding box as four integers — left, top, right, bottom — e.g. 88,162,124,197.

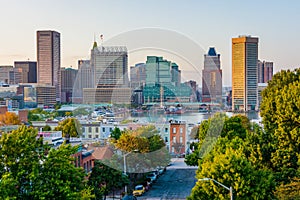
260,68,300,182
88,160,129,199
0,125,87,199
54,118,82,137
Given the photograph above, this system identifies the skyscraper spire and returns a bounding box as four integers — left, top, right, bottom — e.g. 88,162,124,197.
92,33,98,49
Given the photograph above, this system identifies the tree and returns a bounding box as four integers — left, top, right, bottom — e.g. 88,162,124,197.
190,126,199,140
88,160,129,199
42,124,51,131
188,114,278,199
189,147,275,200
0,112,21,126
260,68,300,182
111,125,170,173
31,144,85,199
54,118,82,137
0,125,87,199
274,178,300,200
110,127,122,140
0,126,44,199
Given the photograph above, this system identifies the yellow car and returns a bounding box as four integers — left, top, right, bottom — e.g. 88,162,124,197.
133,185,145,196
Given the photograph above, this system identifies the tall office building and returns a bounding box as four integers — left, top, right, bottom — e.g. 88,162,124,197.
258,60,273,83
37,30,61,101
130,63,146,89
145,56,172,86
91,44,128,88
14,61,37,83
232,36,258,111
61,67,78,103
143,56,191,103
83,42,131,104
0,66,13,84
202,47,222,103
171,63,181,87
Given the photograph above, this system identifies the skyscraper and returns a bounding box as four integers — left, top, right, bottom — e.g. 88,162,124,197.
143,56,191,103
130,63,146,89
61,67,78,103
202,47,222,103
83,42,131,104
145,56,172,86
14,61,37,83
91,44,128,88
258,60,273,83
232,36,258,111
37,30,61,101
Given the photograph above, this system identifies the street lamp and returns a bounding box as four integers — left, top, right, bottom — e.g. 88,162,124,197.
199,178,233,200
123,150,138,194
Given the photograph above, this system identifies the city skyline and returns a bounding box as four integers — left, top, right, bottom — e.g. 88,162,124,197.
1,1,300,85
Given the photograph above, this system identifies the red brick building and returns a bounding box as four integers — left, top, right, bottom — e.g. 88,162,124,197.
169,120,187,156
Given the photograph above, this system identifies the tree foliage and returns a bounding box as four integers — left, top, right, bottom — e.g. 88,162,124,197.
0,125,87,199
110,127,122,140
189,69,300,199
260,69,300,182
88,160,129,199
54,118,82,137
188,114,276,199
0,112,21,126
112,125,170,173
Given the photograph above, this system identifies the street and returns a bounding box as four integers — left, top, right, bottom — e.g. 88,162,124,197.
137,158,198,200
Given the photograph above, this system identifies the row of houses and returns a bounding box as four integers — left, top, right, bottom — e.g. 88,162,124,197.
32,119,190,156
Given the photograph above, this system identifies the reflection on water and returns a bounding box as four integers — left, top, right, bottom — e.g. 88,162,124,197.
129,111,260,125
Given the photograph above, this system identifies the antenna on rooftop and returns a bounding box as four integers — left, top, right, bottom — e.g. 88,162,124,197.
100,34,104,45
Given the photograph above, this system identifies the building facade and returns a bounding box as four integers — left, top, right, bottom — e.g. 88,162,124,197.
202,47,222,103
36,85,56,106
72,60,94,103
83,87,131,104
0,66,13,84
130,63,146,89
258,60,273,83
169,120,186,155
91,44,128,88
14,61,37,83
232,36,258,111
61,67,78,103
37,30,61,101
143,56,191,103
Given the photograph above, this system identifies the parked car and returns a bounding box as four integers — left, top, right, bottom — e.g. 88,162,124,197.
157,167,165,175
133,185,145,196
146,172,157,182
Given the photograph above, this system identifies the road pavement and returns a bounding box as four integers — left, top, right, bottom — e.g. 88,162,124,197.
137,158,198,200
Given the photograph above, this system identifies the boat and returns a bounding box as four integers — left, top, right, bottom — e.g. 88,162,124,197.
165,106,185,114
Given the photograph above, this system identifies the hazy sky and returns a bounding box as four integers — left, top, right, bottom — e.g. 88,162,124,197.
1,0,300,85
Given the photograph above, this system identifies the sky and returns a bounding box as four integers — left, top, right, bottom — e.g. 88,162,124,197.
1,0,300,86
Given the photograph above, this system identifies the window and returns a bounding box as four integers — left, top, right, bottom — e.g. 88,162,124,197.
77,155,81,167
82,127,85,132
109,127,112,131
95,127,99,132
84,162,87,173
180,127,183,134
165,137,168,142
88,135,92,138
95,135,99,138
172,147,175,153
173,136,176,143
102,127,105,132
180,136,183,143
173,127,176,134
165,128,168,132
88,127,92,133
